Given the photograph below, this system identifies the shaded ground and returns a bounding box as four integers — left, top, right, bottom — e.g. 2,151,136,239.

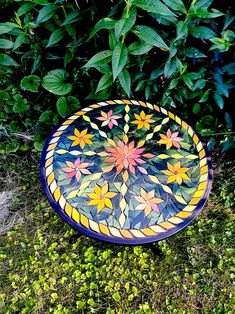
0,152,234,314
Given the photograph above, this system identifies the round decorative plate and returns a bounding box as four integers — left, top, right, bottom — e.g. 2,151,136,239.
40,100,213,244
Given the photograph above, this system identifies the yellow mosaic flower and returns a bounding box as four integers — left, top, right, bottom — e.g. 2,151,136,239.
132,111,155,130
87,183,117,212
161,161,190,185
68,128,94,149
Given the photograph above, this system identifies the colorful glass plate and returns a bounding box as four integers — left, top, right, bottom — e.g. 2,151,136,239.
40,100,213,244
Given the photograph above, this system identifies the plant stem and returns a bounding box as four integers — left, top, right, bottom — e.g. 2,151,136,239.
203,132,235,136
61,5,67,17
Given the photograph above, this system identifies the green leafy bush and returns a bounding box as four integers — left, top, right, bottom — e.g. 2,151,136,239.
0,0,234,153
0,0,13,9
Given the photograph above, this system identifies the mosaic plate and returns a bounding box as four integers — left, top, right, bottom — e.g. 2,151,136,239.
40,100,213,244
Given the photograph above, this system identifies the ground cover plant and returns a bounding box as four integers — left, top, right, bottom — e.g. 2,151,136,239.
0,153,234,313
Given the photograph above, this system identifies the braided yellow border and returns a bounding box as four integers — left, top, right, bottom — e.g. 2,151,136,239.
44,100,210,239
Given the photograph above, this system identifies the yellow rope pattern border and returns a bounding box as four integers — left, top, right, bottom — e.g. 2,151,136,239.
44,100,210,239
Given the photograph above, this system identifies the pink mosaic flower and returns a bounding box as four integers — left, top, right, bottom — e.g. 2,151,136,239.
104,141,154,175
134,188,163,216
97,110,122,129
62,158,91,181
158,129,183,150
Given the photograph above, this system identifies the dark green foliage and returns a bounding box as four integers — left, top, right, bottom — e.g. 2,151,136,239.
0,0,13,9
0,0,234,153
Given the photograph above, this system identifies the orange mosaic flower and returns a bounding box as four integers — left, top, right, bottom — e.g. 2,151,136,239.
135,188,163,216
132,111,155,130
68,128,94,149
158,129,183,150
87,183,117,212
104,141,154,175
161,161,190,185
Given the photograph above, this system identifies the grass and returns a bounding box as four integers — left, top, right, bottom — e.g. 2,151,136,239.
0,152,234,314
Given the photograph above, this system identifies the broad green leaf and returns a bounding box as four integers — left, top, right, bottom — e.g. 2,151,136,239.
65,25,76,38
115,7,137,39
61,11,80,26
145,85,151,100
83,50,112,68
217,83,229,98
118,69,131,97
132,0,176,17
225,112,232,128
88,18,116,40
221,138,233,153
175,21,188,41
13,33,28,50
56,96,80,118
112,42,128,81
193,79,206,90
190,9,224,19
169,41,177,58
36,4,55,24
182,74,194,90
135,80,145,92
12,94,28,113
56,97,67,117
0,22,20,35
209,42,230,52
164,58,177,78
169,78,178,89
0,39,14,49
34,0,50,4
5,140,20,154
96,64,112,74
0,53,19,66
151,13,178,25
183,72,202,80
109,30,117,50
194,0,214,10
47,29,65,48
213,38,230,52
34,141,45,152
222,62,235,75
223,16,235,31
192,103,200,114
128,41,153,55
214,93,224,109
86,86,111,101
185,47,207,58
199,89,210,103
223,30,235,42
209,38,224,45
150,67,163,80
96,72,112,93
42,69,72,96
39,110,53,122
190,26,216,39
21,75,41,92
17,3,34,16
31,55,41,74
0,90,10,104
132,25,169,50
162,0,186,13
